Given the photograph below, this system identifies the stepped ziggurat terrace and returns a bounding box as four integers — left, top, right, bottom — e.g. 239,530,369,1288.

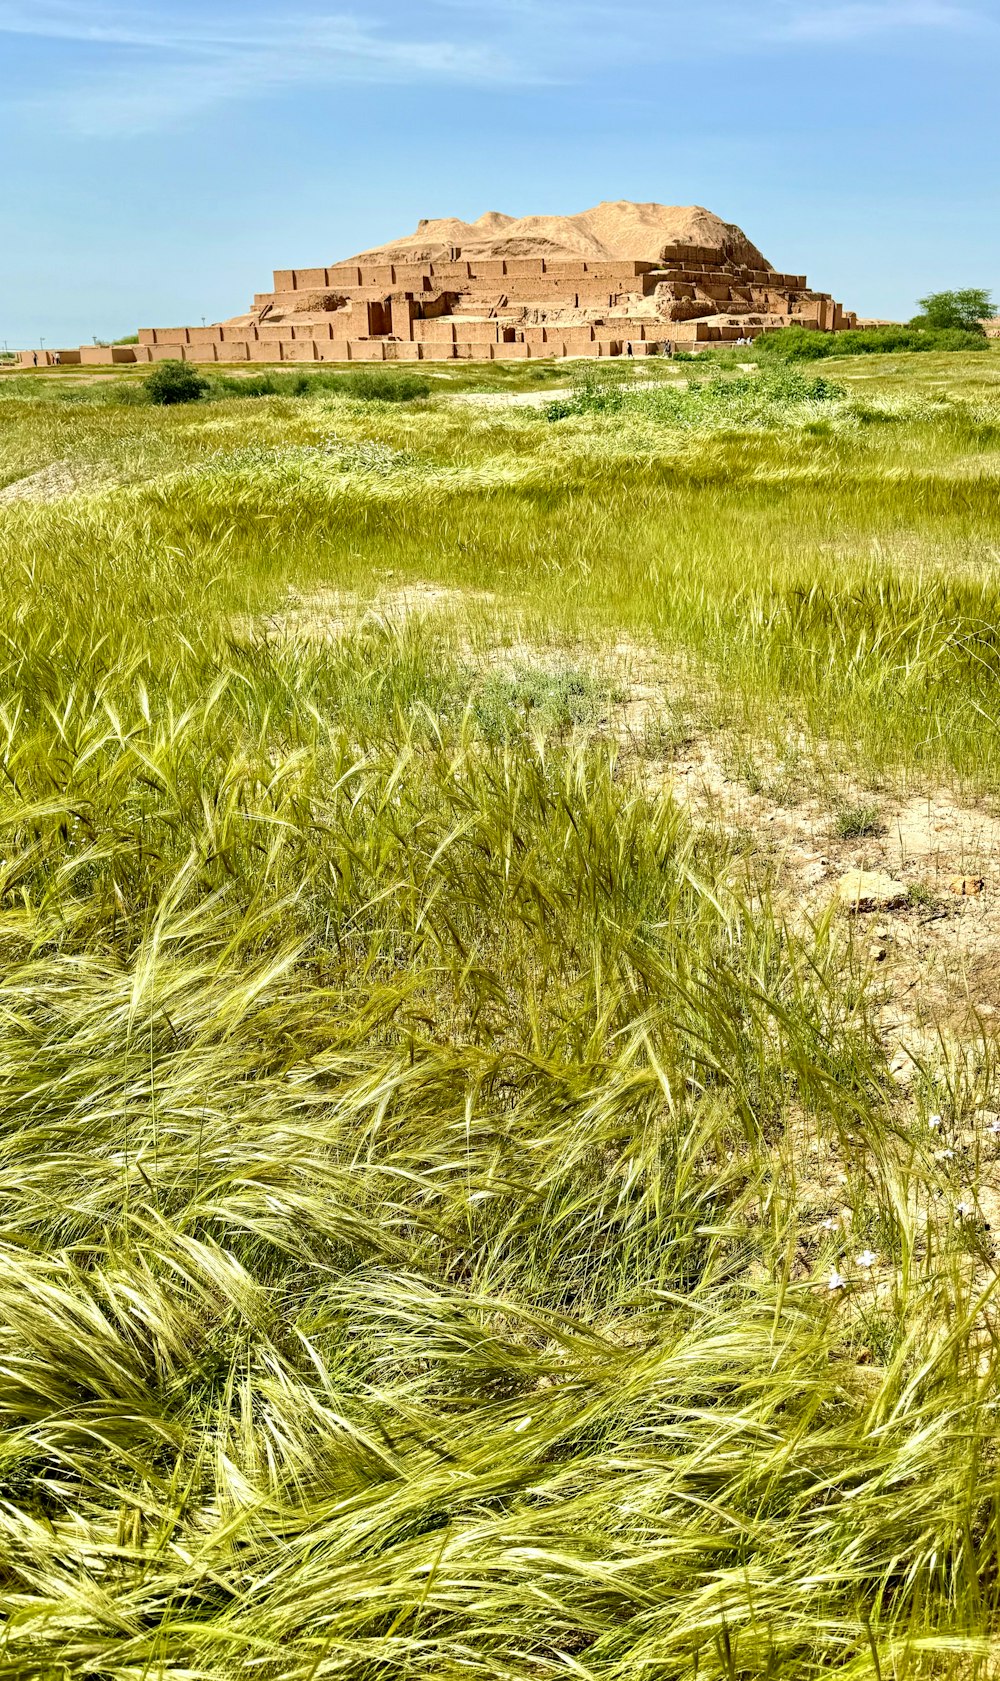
16,201,858,367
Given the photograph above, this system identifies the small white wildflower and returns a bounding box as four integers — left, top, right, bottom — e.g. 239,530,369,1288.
855,1250,877,1268
956,1200,974,1220
928,1113,943,1131
989,1121,1000,1137
821,1216,838,1231
934,1148,955,1161
828,1269,848,1292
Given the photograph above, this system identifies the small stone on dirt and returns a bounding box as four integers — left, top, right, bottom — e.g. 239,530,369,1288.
836,870,908,912
949,875,985,897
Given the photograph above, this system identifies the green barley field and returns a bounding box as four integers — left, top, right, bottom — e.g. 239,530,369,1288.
3,348,1000,1678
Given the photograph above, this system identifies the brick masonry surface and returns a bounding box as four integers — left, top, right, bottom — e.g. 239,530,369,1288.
15,242,861,369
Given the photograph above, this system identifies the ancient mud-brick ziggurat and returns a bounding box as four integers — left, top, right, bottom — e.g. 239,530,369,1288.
18,201,859,368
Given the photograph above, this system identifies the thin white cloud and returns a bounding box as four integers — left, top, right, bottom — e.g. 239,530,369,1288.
432,0,985,32
0,1,194,46
439,0,989,41
0,0,990,134
0,2,524,133
767,0,981,40
0,1,511,55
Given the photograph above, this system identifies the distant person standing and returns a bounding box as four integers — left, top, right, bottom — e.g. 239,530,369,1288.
625,341,633,358
32,352,37,367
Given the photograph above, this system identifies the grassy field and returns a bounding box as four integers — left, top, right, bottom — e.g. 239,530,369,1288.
0,355,595,398
2,348,1000,1678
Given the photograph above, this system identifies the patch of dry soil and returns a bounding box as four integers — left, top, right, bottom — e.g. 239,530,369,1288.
632,707,1000,1090
0,462,118,505
245,582,496,644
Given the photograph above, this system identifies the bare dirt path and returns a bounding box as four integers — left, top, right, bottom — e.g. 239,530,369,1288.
449,387,574,409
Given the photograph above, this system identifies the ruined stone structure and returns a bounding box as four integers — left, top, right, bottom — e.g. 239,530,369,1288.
16,202,858,369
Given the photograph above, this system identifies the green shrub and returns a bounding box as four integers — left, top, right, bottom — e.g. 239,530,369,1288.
753,324,991,361
707,367,843,403
145,359,209,406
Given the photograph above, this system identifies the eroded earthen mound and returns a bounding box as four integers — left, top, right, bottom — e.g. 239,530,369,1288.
351,202,770,270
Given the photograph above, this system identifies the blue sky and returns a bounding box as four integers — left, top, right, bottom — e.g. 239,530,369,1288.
1,0,997,346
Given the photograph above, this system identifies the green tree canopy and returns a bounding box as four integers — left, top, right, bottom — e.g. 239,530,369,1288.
911,288,995,333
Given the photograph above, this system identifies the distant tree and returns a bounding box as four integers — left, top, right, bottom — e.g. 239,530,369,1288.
910,289,995,333
145,359,208,405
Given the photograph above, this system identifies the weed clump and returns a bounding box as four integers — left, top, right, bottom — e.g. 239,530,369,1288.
207,367,431,402
907,881,940,908
138,364,433,407
341,367,431,402
833,803,886,839
547,364,844,425
472,663,606,739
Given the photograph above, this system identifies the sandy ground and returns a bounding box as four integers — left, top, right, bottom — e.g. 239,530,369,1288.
615,669,1000,1095
0,461,119,504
